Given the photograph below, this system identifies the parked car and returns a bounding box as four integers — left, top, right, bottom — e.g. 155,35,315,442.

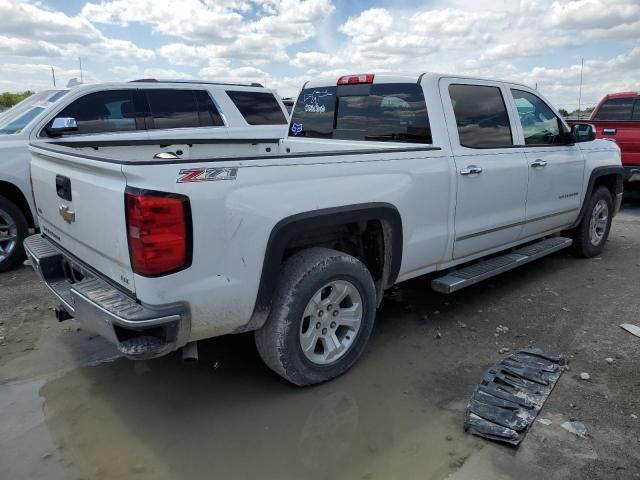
281,97,295,113
0,88,70,272
0,80,288,271
25,72,622,385
567,92,640,186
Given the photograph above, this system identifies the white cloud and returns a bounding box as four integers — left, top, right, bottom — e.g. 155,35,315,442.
550,0,640,31
283,1,639,106
0,63,97,91
339,8,393,40
109,65,193,81
0,0,637,108
290,51,341,70
0,0,154,61
87,0,335,66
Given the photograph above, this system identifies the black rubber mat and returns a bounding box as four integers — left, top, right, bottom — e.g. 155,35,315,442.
464,348,567,446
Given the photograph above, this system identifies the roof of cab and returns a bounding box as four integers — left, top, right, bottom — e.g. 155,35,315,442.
601,91,640,99
61,80,273,95
302,72,530,90
129,78,264,88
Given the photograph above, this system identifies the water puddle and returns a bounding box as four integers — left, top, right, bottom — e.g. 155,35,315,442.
35,320,481,480
0,379,67,480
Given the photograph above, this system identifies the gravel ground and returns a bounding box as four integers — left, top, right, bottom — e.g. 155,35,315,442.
0,202,639,480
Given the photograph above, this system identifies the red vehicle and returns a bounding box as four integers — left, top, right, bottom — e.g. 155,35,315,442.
570,92,640,187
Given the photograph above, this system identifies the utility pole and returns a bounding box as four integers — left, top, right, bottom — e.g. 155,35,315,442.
79,57,84,83
51,67,56,87
577,57,584,119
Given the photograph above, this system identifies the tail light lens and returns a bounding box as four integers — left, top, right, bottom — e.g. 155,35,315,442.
337,73,375,85
125,188,192,277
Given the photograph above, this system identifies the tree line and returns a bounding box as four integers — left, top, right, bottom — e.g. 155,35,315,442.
0,91,35,109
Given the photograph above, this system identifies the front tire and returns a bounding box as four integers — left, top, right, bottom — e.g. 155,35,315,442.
570,186,613,258
254,248,377,386
0,195,28,273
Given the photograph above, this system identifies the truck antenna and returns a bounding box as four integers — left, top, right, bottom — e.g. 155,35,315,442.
51,67,56,87
577,58,584,119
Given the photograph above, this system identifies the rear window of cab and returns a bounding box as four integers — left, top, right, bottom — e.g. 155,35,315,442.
289,83,432,144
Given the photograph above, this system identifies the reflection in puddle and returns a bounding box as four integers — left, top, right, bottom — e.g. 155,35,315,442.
33,293,482,480
0,380,67,480
297,392,359,471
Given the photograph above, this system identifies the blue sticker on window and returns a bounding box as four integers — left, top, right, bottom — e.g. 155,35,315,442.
291,123,303,135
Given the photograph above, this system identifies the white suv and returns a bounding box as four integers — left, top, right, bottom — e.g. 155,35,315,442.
0,80,289,271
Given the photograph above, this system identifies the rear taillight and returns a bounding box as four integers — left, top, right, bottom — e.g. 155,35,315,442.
125,188,192,277
337,73,375,85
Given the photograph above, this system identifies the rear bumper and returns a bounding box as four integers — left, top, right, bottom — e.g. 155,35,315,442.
624,166,640,183
24,234,189,359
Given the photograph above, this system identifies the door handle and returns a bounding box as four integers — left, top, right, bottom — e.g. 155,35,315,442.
460,165,483,175
530,159,547,168
602,128,617,135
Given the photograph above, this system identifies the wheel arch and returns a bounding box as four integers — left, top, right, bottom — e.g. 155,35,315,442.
243,203,403,332
0,181,35,228
572,166,623,229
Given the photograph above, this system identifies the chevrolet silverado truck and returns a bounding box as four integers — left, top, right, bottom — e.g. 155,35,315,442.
0,80,288,272
568,91,640,186
25,73,623,385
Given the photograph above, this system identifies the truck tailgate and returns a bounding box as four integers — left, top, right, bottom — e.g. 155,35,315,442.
30,144,135,292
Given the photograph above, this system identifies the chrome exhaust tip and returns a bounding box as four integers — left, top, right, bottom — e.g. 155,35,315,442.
182,341,198,363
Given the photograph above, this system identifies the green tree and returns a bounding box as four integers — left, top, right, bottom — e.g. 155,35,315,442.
0,91,35,109
558,108,569,117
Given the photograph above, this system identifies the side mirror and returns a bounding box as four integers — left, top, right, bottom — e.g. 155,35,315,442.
46,117,78,136
570,123,596,143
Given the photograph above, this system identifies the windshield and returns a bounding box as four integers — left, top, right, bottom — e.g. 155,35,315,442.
0,105,47,134
0,90,68,124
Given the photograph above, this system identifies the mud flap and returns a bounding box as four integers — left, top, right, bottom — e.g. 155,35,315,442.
464,348,567,446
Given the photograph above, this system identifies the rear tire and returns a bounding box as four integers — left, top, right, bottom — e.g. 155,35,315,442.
254,248,377,386
570,186,613,258
0,195,28,273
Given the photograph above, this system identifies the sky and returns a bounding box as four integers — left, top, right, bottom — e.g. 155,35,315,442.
0,0,638,111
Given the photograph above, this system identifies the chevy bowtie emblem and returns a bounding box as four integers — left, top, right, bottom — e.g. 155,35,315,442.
58,205,76,224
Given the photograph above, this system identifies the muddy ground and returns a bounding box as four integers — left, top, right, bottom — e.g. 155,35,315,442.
1,203,639,480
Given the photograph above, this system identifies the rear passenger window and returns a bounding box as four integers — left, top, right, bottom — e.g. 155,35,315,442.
50,90,136,135
593,97,635,120
226,91,287,125
363,83,431,142
194,90,225,127
289,83,432,143
147,90,200,129
448,84,512,148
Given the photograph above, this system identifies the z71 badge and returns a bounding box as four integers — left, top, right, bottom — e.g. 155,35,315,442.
177,167,238,183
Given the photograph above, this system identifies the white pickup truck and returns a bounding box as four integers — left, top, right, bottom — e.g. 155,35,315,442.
25,72,623,385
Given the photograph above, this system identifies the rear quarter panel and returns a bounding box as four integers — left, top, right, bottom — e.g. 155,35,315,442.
123,146,453,340
578,139,623,201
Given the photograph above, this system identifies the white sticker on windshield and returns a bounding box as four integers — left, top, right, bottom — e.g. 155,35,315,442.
303,90,333,113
